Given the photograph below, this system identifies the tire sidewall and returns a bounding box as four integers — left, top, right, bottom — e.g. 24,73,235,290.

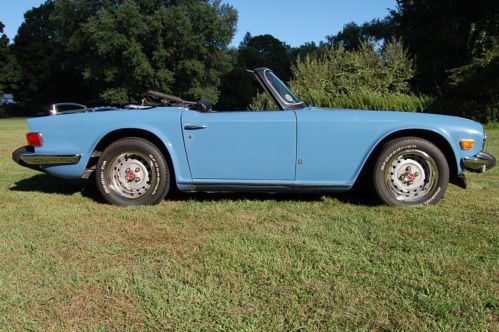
96,138,169,206
373,138,449,206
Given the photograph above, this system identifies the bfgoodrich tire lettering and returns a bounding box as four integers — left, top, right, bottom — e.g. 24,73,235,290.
372,137,449,206
96,137,170,206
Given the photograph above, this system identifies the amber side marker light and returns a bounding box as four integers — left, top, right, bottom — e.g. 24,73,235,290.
460,139,475,150
26,132,43,147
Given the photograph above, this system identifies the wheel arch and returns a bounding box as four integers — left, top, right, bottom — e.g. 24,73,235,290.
355,128,459,187
85,128,176,186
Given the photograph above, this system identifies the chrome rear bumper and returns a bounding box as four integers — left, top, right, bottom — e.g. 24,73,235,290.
12,146,81,171
463,152,496,173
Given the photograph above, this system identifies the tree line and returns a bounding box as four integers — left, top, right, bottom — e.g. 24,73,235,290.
0,0,497,122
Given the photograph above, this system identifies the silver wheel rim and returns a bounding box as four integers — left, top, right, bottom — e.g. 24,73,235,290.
384,149,439,203
106,152,155,200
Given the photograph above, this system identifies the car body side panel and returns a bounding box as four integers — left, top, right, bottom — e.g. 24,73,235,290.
26,107,192,181
181,110,296,180
294,108,484,186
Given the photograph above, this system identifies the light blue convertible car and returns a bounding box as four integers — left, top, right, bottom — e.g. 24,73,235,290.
13,68,495,206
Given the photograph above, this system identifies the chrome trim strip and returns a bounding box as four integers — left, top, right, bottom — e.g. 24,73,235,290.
463,151,496,173
177,181,351,189
50,103,87,115
20,154,81,166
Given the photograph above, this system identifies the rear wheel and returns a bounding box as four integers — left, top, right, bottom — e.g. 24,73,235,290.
372,137,449,206
96,138,170,206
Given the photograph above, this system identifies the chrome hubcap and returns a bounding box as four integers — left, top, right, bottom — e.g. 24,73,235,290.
107,152,154,199
385,150,438,202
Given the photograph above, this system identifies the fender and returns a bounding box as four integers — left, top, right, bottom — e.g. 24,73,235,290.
86,123,192,184
294,108,484,186
353,126,460,184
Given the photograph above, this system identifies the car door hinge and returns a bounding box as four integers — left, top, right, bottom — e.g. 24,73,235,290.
297,159,303,165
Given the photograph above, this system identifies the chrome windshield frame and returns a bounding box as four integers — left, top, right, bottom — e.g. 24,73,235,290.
252,67,307,111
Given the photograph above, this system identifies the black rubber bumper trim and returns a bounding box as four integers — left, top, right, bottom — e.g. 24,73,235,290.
450,174,467,189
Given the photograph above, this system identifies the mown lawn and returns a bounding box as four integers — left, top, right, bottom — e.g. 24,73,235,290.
0,117,497,331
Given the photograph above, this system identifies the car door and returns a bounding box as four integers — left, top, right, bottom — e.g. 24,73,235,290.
181,110,296,181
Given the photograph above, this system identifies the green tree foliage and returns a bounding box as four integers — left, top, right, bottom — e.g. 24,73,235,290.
0,21,22,116
0,21,7,98
326,19,394,50
216,33,291,110
0,22,8,115
52,0,237,104
290,42,320,61
391,0,497,92
9,0,236,109
0,22,7,67
433,38,499,122
11,1,86,109
391,0,498,121
239,33,292,80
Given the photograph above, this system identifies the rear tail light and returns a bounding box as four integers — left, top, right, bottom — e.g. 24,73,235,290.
26,132,43,147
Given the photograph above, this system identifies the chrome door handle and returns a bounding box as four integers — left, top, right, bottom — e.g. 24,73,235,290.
184,124,208,130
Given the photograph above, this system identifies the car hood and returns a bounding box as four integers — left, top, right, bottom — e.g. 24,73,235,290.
309,107,483,130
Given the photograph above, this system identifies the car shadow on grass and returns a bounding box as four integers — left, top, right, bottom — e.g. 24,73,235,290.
10,174,379,206
10,173,105,202
168,190,378,206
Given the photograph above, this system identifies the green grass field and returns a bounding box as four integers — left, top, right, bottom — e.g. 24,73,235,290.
0,118,497,330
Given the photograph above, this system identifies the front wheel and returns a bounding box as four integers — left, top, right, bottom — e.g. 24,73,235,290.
372,137,449,206
96,138,170,206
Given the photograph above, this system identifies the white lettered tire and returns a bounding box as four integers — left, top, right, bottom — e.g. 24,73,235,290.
372,137,449,206
96,138,170,206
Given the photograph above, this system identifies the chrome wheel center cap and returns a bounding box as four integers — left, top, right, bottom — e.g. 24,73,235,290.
127,171,135,181
393,159,426,190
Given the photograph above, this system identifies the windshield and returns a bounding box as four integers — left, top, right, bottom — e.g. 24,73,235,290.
264,70,302,104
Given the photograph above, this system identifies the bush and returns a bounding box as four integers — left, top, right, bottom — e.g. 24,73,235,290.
249,88,431,113
303,89,432,112
250,39,431,113
248,91,278,111
290,40,415,97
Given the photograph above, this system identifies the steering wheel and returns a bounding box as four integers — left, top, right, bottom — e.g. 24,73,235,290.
196,98,212,112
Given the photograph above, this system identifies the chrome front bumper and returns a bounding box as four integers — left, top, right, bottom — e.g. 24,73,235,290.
12,146,81,172
463,152,496,173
